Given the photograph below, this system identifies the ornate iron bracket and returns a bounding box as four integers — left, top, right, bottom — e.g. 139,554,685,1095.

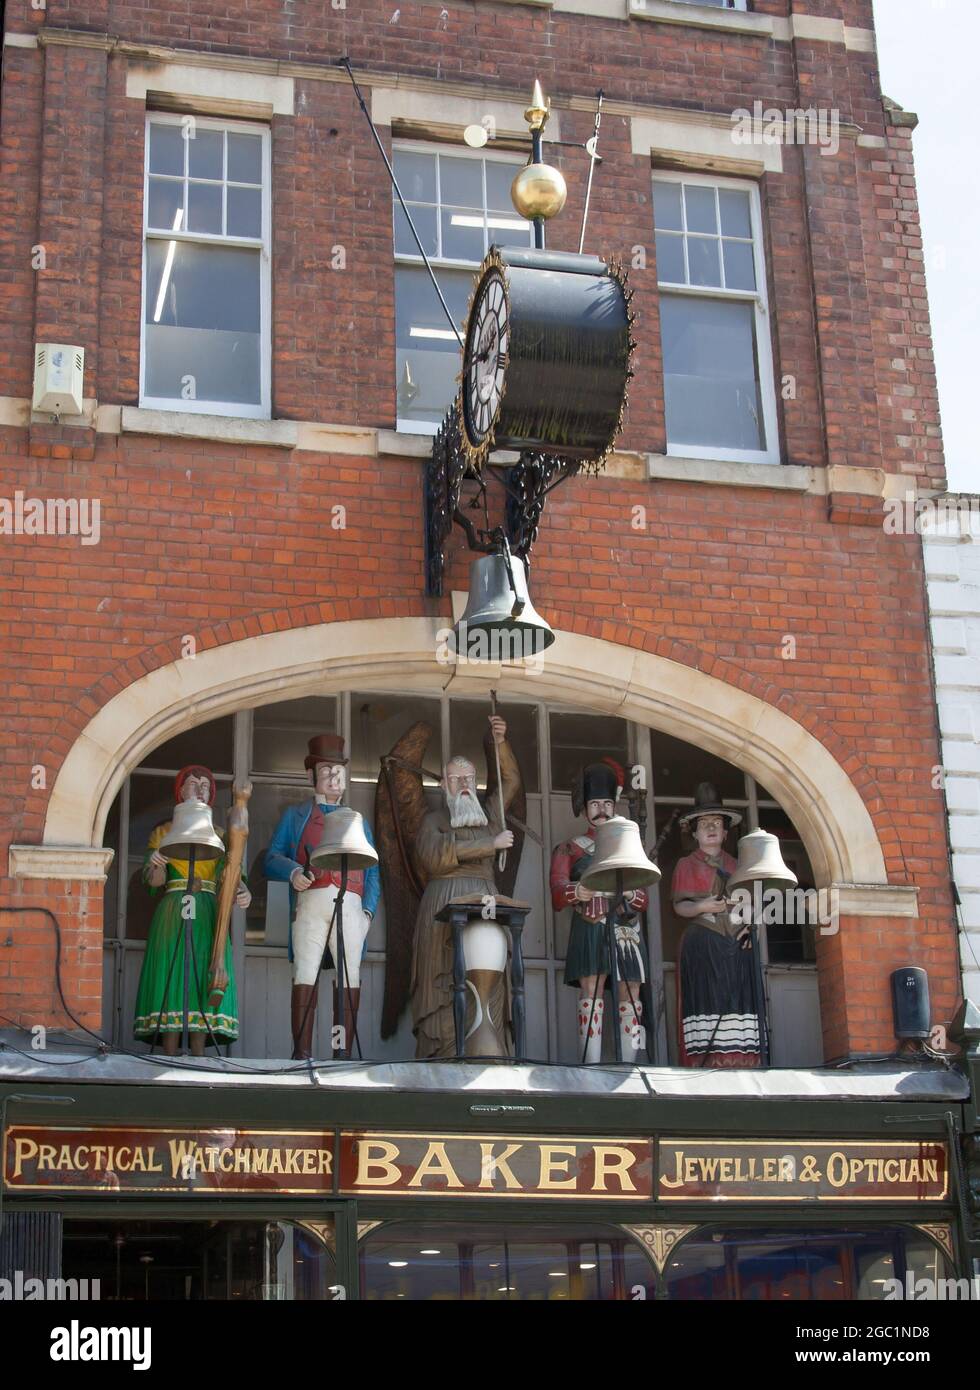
424,400,589,597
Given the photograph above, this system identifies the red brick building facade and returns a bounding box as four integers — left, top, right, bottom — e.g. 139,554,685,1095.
0,0,955,1064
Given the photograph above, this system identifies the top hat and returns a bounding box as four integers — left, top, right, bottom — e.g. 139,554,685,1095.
304,733,349,772
572,759,625,819
678,781,742,829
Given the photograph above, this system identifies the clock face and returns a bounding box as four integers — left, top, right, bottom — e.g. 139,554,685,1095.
463,269,508,446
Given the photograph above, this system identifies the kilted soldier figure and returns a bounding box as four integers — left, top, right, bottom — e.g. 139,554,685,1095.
671,782,759,1068
550,759,648,1063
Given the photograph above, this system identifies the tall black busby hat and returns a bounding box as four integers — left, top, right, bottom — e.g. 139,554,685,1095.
572,758,625,818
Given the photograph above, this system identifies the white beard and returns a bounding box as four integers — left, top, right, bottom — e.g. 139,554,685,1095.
447,790,489,828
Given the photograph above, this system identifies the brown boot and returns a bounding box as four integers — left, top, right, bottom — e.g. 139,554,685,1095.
291,984,318,1060
332,984,361,1058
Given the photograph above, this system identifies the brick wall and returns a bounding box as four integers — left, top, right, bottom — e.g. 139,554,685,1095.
0,0,959,1059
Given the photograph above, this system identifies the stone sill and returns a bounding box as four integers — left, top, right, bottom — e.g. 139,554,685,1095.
120,406,298,449
834,883,919,919
647,454,816,492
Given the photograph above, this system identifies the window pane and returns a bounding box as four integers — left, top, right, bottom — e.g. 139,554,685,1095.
394,202,438,258
723,239,757,291
655,230,686,284
360,1223,653,1301
394,265,469,424
350,693,443,783
449,699,540,794
719,188,752,239
394,149,437,203
146,177,184,232
653,179,683,231
187,181,223,234
549,711,629,793
486,209,532,249
227,131,263,184
143,715,235,775
251,696,338,776
485,160,519,212
684,184,717,234
188,127,224,180
144,241,262,405
441,206,485,261
62,1219,338,1301
688,236,722,288
439,154,484,209
227,185,262,239
660,293,765,452
148,122,184,176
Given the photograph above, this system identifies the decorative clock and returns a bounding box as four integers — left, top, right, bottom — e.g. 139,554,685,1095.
459,245,634,467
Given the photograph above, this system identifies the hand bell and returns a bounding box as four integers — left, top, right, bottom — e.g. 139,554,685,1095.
158,798,225,860
726,828,798,890
580,816,662,893
309,807,379,872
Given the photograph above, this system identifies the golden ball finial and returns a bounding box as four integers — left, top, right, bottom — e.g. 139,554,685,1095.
511,161,568,221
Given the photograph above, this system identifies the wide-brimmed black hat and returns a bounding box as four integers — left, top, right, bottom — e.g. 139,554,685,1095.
678,781,742,829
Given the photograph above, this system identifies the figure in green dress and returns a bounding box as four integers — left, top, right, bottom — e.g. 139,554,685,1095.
133,765,250,1054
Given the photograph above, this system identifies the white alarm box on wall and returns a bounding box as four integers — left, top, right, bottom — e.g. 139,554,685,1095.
32,343,85,416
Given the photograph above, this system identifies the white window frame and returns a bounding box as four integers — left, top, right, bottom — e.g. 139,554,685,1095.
393,138,530,436
672,0,748,11
654,169,779,466
139,111,272,420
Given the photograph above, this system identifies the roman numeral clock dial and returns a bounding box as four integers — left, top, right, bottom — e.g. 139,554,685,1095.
455,247,634,470
463,269,508,450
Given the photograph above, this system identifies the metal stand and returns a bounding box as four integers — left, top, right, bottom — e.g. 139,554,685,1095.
509,915,527,1062
604,869,625,1063
334,857,349,1060
181,845,197,1056
748,921,770,1067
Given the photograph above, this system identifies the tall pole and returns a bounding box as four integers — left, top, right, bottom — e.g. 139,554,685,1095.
181,844,196,1056
531,125,545,250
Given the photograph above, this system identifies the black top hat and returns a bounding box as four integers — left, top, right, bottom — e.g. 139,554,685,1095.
678,781,742,829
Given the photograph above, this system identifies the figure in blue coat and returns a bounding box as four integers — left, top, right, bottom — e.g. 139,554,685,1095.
265,734,380,1059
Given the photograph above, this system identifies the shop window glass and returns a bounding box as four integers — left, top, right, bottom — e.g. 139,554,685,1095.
251,696,339,777
360,1222,652,1300
665,1228,951,1301
350,693,443,784
449,697,540,793
142,715,235,776
650,729,744,801
550,711,630,793
60,1218,339,1301
757,803,817,965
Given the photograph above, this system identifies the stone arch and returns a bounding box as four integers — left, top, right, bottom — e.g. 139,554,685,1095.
38,613,890,890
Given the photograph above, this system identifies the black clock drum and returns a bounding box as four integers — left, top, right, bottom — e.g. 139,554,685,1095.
459,246,634,466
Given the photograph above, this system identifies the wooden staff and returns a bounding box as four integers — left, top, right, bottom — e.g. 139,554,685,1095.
490,689,507,873
208,780,251,1008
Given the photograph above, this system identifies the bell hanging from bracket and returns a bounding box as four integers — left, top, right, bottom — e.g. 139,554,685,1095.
452,537,555,661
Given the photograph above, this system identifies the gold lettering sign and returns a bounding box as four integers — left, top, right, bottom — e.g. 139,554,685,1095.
658,1141,948,1202
338,1133,654,1199
3,1126,334,1195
